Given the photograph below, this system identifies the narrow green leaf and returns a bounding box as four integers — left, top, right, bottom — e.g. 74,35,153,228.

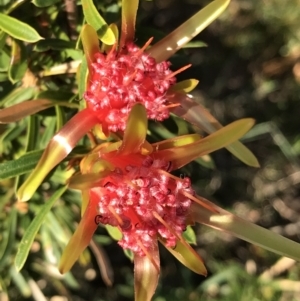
0,13,43,43
14,186,67,272
0,149,43,180
36,90,75,102
0,123,26,154
0,31,7,49
39,117,56,149
0,49,10,72
134,241,160,301
120,0,139,47
0,72,8,82
105,225,122,241
171,93,260,167
152,133,201,151
34,39,76,52
17,108,98,202
191,199,300,262
68,172,110,190
25,115,39,153
78,57,88,97
8,39,27,83
0,87,36,107
183,41,208,48
59,193,99,273
55,105,65,131
124,249,134,261
0,145,89,180
182,225,197,245
81,24,100,74
155,118,255,170
9,267,31,298
0,209,17,269
169,79,199,93
161,237,207,275
120,104,148,155
148,0,230,62
82,0,115,45
5,0,27,14
32,0,60,7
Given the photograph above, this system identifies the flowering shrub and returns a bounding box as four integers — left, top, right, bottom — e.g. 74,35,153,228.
0,0,299,300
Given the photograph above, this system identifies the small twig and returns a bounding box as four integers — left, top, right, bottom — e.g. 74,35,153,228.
64,0,78,41
259,257,296,281
89,239,114,286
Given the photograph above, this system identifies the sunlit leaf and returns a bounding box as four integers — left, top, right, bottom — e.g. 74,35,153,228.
8,39,27,83
6,0,28,14
0,13,43,43
82,0,115,45
59,196,99,273
152,133,201,151
169,79,199,93
183,225,197,245
191,199,300,262
120,0,139,47
160,237,207,275
148,0,230,62
17,108,98,202
81,24,100,73
134,241,160,301
155,118,255,170
171,93,260,167
102,23,119,53
14,186,67,272
32,0,61,7
78,58,88,97
105,225,122,241
68,171,110,190
119,104,148,155
183,41,208,48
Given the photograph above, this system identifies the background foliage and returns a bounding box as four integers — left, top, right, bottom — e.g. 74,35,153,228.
0,0,300,300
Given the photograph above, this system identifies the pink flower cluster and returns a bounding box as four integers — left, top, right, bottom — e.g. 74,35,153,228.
84,41,177,132
90,156,193,255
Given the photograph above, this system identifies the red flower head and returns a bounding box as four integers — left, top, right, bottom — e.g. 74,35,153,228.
58,104,256,301
84,37,189,133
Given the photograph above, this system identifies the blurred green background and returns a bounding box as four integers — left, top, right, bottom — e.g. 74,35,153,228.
1,0,300,300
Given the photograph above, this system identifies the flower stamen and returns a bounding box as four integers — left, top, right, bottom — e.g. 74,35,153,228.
136,239,160,272
164,64,192,80
181,190,219,214
108,205,124,226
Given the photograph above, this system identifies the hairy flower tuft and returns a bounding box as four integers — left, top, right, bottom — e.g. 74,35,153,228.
91,155,193,256
84,39,185,132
